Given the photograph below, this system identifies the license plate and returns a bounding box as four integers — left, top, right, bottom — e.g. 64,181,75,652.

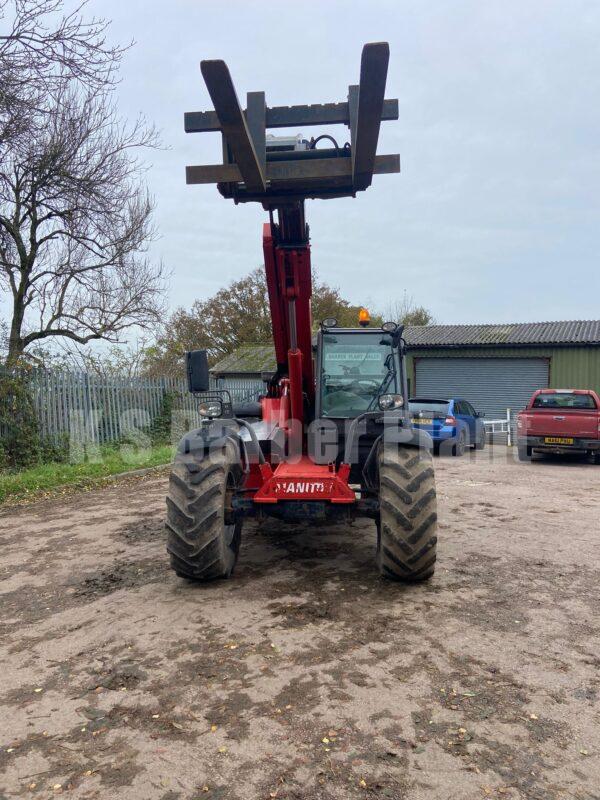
544,437,573,445
412,418,433,425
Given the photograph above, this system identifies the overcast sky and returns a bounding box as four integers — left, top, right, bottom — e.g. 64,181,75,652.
98,0,599,325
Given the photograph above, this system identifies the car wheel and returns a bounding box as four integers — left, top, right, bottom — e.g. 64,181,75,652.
452,431,466,457
475,430,486,450
518,445,532,462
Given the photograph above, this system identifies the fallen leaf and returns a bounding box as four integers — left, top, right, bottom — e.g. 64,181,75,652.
34,688,43,693
218,746,227,754
359,778,367,788
321,737,330,744
529,713,538,720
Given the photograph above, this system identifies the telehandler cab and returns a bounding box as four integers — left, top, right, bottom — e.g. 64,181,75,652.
166,43,437,581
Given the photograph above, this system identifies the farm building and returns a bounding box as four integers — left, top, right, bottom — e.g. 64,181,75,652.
210,320,600,420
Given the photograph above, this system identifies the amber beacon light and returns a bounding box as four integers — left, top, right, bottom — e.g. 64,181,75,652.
358,308,371,327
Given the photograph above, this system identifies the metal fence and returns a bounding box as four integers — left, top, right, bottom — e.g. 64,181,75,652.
1,367,521,448
0,368,264,445
483,409,518,445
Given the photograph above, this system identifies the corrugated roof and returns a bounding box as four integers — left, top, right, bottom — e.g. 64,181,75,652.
403,320,600,347
210,320,600,374
211,344,276,375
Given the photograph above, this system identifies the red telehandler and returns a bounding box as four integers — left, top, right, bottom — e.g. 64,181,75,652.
166,43,438,582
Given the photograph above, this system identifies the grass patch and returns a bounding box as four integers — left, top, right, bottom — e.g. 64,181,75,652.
0,443,174,505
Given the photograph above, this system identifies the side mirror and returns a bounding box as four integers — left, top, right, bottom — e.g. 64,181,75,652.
477,411,485,418
186,350,210,393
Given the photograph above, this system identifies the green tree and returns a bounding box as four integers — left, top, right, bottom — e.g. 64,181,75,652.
142,267,376,377
0,372,40,469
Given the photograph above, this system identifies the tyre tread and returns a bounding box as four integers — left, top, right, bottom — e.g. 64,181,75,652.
377,446,438,582
166,447,242,581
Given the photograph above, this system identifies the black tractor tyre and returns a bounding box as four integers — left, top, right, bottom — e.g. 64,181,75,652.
452,430,466,457
166,443,243,581
517,444,532,462
377,445,438,582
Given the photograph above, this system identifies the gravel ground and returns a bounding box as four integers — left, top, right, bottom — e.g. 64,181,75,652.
1,446,599,800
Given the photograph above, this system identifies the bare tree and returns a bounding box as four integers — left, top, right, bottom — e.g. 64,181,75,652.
382,292,435,327
34,337,151,377
0,5,165,367
1,0,127,150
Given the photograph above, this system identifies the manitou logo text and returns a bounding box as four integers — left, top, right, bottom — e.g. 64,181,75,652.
275,481,326,495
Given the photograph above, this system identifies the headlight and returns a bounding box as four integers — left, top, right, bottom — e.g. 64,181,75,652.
199,400,223,418
378,393,404,411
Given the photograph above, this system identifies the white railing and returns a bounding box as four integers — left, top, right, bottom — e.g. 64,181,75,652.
484,408,516,445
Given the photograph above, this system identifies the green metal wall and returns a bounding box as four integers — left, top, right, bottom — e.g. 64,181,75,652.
405,346,600,395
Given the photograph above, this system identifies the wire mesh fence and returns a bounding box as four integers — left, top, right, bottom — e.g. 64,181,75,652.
0,367,264,446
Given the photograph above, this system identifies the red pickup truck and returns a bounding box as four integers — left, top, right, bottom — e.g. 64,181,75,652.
516,389,600,462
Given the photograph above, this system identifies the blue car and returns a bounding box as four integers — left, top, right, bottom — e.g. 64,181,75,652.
409,397,486,456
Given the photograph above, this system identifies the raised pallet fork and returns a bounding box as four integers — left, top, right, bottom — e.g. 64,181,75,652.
184,42,399,203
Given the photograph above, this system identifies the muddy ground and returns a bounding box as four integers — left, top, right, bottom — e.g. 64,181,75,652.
0,446,599,800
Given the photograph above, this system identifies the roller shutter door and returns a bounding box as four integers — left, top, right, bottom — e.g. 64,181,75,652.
414,358,549,420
